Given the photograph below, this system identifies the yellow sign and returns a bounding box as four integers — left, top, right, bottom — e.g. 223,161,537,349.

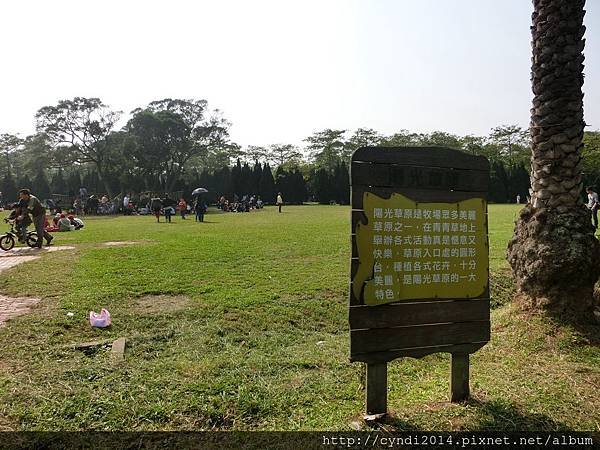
353,192,488,306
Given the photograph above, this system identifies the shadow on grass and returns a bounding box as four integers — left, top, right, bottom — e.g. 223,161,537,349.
360,398,571,432
468,398,571,431
554,320,600,347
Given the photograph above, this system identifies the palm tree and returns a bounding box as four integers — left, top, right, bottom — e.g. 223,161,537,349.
507,0,600,321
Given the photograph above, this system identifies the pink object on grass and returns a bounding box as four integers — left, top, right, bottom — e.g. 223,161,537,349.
89,308,111,327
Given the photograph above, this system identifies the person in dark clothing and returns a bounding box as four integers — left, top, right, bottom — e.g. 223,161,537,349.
18,189,53,248
162,194,175,223
86,195,99,215
150,198,162,223
194,198,207,222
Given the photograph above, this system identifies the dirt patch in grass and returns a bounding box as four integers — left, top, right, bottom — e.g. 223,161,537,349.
131,294,190,314
102,241,141,247
0,295,42,328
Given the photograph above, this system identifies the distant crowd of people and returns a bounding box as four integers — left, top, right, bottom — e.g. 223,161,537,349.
217,194,265,213
1,188,286,247
142,194,207,223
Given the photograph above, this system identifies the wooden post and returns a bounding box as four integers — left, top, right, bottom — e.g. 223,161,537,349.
365,362,387,417
450,353,469,402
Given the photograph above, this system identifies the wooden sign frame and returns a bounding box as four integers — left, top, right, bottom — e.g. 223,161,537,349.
349,146,491,417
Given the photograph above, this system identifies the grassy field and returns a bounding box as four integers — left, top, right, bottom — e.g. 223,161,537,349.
0,204,599,432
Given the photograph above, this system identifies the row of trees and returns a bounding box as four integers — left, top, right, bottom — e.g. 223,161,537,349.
2,96,600,205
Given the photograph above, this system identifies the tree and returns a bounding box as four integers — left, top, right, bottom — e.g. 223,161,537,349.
267,144,302,167
67,170,82,196
251,162,263,194
32,166,51,200
489,161,509,203
21,133,52,175
335,161,350,205
293,169,308,204
346,128,384,152
51,169,67,195
35,97,121,196
421,131,462,149
1,172,17,204
305,129,348,170
231,158,243,197
240,162,252,195
245,145,269,163
0,133,23,181
125,109,188,190
582,131,600,188
258,164,276,203
507,0,600,321
127,98,231,191
489,125,529,168
381,130,423,147
312,168,333,204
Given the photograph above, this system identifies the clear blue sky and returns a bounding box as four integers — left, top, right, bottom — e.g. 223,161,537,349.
1,0,598,148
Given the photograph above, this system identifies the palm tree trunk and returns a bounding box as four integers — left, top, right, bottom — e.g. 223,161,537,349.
507,0,600,321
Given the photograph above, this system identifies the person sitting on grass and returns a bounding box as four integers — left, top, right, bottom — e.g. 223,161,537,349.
45,214,59,233
58,214,73,232
68,214,84,230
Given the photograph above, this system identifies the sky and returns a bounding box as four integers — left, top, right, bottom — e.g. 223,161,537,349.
1,0,599,149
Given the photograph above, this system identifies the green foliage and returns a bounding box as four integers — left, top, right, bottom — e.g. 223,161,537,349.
582,131,600,189
51,169,67,196
32,167,51,200
258,164,276,203
268,144,302,167
126,99,231,192
35,97,122,196
346,128,384,152
275,167,307,204
304,129,348,171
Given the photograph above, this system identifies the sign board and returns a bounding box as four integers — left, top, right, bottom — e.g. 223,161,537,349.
349,147,491,415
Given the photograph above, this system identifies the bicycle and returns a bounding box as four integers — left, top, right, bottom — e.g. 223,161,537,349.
0,218,39,251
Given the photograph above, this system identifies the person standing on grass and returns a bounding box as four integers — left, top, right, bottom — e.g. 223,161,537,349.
194,198,207,222
178,198,187,220
163,194,175,223
586,186,599,229
17,188,53,248
151,197,162,223
276,192,283,213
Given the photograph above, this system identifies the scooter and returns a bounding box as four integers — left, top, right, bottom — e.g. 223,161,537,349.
0,218,38,251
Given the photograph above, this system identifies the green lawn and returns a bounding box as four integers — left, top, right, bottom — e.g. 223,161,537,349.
0,204,598,431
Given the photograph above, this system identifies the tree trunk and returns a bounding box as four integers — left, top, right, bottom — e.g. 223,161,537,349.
96,167,113,198
507,0,600,321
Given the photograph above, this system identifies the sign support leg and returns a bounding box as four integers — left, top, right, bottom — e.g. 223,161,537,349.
450,353,470,402
365,362,387,417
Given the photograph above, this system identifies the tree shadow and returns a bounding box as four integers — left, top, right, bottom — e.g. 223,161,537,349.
552,319,600,347
467,398,572,431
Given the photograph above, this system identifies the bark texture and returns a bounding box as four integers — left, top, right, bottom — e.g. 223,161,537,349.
507,0,600,321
